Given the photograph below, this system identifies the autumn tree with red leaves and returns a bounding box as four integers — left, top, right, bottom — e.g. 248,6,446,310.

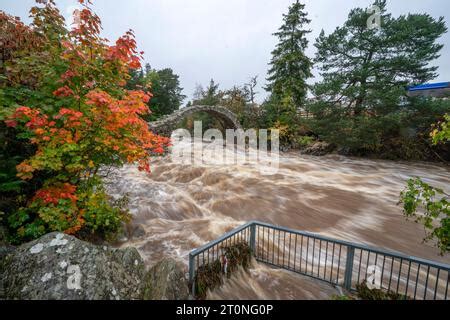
1,0,170,242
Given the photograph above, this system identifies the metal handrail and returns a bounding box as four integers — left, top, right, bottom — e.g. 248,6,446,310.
189,221,254,256
252,221,450,271
188,221,450,299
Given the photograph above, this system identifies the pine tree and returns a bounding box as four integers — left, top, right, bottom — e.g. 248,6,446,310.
265,1,312,110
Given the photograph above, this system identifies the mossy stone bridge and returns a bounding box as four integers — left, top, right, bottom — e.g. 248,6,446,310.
148,105,242,136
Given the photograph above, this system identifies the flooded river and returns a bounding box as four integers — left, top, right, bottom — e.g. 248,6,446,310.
106,143,449,299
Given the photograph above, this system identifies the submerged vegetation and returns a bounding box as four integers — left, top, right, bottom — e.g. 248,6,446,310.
193,242,253,299
356,281,411,300
334,281,411,300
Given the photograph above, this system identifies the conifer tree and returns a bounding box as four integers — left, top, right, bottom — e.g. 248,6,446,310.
266,0,312,113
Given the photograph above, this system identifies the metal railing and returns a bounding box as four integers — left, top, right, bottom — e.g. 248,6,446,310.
189,221,450,299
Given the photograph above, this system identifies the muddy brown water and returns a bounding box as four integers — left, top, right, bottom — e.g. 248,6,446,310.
105,145,449,299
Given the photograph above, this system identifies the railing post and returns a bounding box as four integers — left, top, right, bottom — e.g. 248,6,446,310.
344,246,355,291
189,252,196,298
250,223,256,257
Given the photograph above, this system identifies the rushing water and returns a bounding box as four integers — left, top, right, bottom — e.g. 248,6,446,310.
105,142,450,299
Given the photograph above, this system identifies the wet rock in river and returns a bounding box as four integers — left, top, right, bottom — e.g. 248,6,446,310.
301,141,335,156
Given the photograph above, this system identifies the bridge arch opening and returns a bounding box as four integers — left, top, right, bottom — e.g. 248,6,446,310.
149,105,242,136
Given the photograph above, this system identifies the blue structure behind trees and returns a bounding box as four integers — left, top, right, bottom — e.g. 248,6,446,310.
408,82,450,98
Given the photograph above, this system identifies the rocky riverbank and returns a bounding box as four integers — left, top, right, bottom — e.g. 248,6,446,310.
0,232,189,300
300,141,336,156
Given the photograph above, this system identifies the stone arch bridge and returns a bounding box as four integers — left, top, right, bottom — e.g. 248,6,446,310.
148,105,242,136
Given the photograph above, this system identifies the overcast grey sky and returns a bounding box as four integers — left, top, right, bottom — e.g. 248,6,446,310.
2,0,449,103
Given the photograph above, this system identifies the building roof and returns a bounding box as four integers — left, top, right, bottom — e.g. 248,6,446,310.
407,82,450,98
408,82,450,91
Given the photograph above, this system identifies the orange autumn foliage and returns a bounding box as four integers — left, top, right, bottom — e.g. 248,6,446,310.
3,0,170,241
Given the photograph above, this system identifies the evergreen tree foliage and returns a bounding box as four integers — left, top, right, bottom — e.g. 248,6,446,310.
309,0,448,157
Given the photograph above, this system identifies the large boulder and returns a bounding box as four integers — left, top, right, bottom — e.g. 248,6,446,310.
301,141,335,156
143,258,189,300
1,232,146,300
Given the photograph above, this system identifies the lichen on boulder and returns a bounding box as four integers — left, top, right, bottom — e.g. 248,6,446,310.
0,232,191,300
0,232,146,300
143,258,189,300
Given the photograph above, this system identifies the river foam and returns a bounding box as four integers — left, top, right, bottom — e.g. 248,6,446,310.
105,145,450,299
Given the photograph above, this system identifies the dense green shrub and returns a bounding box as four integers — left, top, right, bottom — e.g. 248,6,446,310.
400,115,450,254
